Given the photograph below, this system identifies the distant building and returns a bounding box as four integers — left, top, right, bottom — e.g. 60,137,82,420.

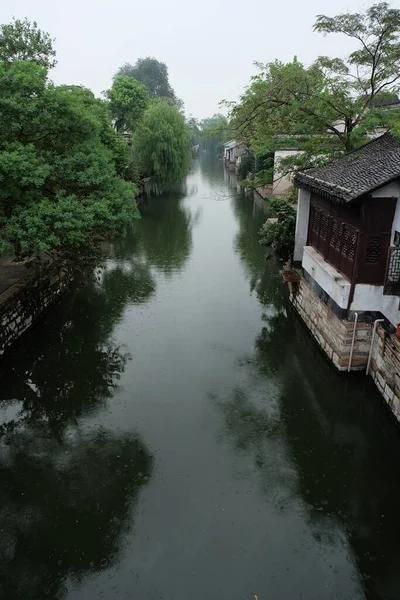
223,140,247,170
289,133,400,422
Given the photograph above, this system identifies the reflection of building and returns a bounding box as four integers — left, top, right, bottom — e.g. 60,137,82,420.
290,133,400,421
223,164,241,192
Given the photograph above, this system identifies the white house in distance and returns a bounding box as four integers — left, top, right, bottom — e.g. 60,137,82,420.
223,140,247,170
290,133,400,422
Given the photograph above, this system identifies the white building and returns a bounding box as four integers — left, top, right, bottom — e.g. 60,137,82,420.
223,140,247,170
290,133,400,421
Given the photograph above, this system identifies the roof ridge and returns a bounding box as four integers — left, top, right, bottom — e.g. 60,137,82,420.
298,174,352,194
297,132,396,180
345,131,393,157
294,132,400,204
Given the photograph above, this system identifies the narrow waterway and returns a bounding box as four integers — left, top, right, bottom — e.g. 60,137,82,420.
1,157,400,600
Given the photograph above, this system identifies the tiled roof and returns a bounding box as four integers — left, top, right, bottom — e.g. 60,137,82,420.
294,133,400,203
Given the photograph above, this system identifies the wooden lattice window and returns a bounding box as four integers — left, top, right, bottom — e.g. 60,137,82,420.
330,219,342,250
365,236,383,264
342,226,357,259
384,247,400,295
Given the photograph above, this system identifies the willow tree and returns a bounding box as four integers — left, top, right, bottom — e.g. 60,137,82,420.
228,2,400,179
133,100,191,185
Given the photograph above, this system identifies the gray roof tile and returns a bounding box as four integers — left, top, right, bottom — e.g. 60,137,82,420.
294,133,400,203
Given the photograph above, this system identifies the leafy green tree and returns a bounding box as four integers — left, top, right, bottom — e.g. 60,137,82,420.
0,17,56,69
228,3,400,178
259,197,296,262
106,75,149,132
0,60,139,270
187,116,200,146
199,114,229,154
115,57,183,109
133,100,191,185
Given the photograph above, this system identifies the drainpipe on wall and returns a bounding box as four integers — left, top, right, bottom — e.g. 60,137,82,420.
366,319,385,376
348,312,359,372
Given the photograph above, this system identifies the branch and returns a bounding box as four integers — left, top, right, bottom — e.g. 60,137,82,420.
374,75,400,96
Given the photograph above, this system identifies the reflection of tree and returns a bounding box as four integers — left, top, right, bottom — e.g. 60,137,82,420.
0,210,157,599
218,185,400,597
0,424,153,600
133,184,196,275
0,249,156,430
199,153,224,185
218,306,400,598
230,192,284,310
280,334,400,600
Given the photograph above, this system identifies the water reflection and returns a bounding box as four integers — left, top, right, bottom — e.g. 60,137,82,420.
0,423,153,599
283,337,400,600
219,178,400,599
0,241,156,598
0,276,151,431
135,180,198,275
198,152,225,185
1,156,400,600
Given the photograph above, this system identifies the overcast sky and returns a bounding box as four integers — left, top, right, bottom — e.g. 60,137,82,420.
0,0,384,119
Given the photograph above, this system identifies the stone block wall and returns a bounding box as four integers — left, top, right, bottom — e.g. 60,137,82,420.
0,271,68,358
369,328,400,423
290,278,372,370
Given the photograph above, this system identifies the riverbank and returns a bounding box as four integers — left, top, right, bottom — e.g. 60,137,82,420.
0,255,68,358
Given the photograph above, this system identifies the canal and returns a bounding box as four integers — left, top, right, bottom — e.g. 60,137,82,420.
1,157,400,600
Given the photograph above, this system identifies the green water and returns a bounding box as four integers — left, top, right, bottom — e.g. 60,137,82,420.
1,157,400,600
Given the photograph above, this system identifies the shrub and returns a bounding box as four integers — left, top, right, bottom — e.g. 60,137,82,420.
259,197,296,262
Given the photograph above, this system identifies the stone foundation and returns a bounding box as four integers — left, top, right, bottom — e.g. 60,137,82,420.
0,270,68,358
290,278,372,370
370,328,400,423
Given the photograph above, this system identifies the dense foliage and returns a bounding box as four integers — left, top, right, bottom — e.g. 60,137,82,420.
227,3,400,180
115,57,183,110
0,20,140,272
134,100,191,185
106,76,149,133
259,198,296,263
0,17,56,69
199,114,229,155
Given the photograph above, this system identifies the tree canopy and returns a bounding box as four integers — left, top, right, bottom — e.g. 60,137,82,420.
228,2,400,179
0,57,139,269
0,17,56,69
106,75,149,132
133,100,191,185
199,114,229,154
115,57,183,110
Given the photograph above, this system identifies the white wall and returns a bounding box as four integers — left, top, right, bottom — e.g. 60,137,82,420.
272,149,303,196
294,188,310,262
351,285,400,326
302,247,400,323
302,246,351,309
370,180,400,199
